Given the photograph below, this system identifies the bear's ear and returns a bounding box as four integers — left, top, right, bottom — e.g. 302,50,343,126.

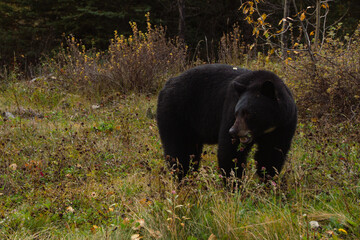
261,81,276,100
233,81,246,95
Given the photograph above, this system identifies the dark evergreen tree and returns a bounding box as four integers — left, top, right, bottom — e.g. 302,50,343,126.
0,0,359,72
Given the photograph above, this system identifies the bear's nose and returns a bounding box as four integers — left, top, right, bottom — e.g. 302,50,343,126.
229,127,237,138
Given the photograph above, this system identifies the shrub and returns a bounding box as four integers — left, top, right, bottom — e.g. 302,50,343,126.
46,36,103,94
218,24,248,66
106,13,187,93
286,23,360,121
47,13,187,95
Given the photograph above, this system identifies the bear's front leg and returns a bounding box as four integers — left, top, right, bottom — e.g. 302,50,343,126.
254,143,287,180
217,138,253,179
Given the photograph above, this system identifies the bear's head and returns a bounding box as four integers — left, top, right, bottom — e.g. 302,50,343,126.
229,71,282,143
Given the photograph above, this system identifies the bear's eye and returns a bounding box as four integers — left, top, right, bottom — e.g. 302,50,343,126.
241,109,249,118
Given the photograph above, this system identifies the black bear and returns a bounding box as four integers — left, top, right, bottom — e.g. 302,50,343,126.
156,64,297,181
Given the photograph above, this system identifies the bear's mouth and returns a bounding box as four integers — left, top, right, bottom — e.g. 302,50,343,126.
239,136,251,143
231,134,252,144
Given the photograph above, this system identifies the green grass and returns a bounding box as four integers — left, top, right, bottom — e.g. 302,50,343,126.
0,80,359,240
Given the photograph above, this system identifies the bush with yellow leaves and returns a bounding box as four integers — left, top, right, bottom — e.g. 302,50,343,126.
48,13,187,95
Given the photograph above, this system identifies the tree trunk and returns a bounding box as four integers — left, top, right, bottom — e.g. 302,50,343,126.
281,0,291,59
178,0,185,42
314,0,321,50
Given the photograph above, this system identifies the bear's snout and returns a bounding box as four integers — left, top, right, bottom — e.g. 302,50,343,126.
229,126,240,145
229,117,251,140
229,126,238,138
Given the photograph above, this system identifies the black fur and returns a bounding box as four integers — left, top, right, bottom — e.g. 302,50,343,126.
157,64,297,181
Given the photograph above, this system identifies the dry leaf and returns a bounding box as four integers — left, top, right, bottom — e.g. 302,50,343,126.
123,217,130,224
91,104,101,109
91,225,99,234
66,206,75,213
131,234,142,240
278,18,286,25
148,229,162,239
208,233,217,240
300,12,306,21
338,228,348,234
9,163,17,171
132,219,145,230
311,118,318,123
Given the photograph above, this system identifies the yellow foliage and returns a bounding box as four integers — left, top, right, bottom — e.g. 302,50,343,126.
261,13,267,21
321,3,329,9
300,12,306,21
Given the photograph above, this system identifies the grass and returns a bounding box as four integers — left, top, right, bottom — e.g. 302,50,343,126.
0,78,359,240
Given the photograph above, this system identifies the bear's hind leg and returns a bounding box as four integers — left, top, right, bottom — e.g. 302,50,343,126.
162,133,202,181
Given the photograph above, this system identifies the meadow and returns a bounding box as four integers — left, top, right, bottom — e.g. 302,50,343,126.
0,20,359,240
1,73,359,239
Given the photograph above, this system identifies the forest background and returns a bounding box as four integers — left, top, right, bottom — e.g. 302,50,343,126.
1,0,359,74
1,0,360,239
